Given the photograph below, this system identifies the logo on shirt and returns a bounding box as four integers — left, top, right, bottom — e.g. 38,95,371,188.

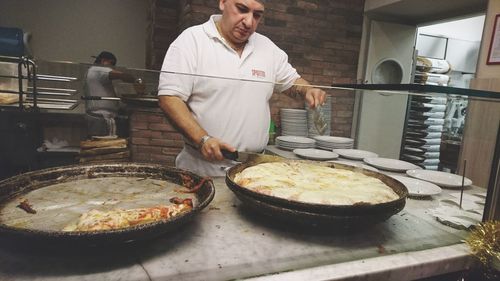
251,69,266,78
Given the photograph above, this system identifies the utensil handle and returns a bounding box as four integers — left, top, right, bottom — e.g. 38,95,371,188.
81,95,101,100
221,149,238,161
81,96,120,101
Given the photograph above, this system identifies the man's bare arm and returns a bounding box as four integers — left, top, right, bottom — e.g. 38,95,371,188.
109,70,145,94
158,95,207,145
158,95,234,161
282,77,326,108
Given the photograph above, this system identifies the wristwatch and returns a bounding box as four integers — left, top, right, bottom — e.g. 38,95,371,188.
199,135,211,149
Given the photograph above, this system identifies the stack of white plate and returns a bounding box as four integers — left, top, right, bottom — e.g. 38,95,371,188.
276,135,315,150
305,96,332,137
313,136,354,150
280,108,308,136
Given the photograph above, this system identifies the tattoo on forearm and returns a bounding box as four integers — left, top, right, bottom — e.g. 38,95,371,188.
283,85,303,99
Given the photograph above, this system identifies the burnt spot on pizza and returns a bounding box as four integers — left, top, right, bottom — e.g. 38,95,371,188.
377,245,386,254
87,171,98,179
179,173,195,188
176,177,212,194
16,199,36,214
169,197,193,208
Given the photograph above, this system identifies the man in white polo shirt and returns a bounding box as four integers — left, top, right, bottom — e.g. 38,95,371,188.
158,0,326,176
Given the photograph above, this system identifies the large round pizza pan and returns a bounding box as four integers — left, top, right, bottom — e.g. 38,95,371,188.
231,186,398,229
225,159,407,220
0,162,215,247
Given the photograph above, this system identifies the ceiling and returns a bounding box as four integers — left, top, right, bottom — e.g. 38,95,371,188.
364,0,488,25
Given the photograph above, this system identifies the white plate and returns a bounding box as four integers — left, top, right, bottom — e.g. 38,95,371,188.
276,135,315,144
363,157,422,172
293,148,339,161
281,108,307,113
421,145,441,152
277,143,315,150
449,193,485,205
328,160,379,172
472,192,487,199
333,149,378,160
406,169,472,188
390,175,442,198
313,136,354,144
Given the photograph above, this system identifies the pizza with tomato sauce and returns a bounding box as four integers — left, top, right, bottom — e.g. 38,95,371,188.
63,198,193,232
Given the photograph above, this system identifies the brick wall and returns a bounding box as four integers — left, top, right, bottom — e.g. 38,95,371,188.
129,108,183,166
147,0,181,70
259,0,363,137
138,0,364,164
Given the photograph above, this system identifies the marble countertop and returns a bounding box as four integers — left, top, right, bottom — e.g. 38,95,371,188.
0,150,481,281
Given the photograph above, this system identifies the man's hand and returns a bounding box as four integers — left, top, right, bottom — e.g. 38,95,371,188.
109,70,146,95
304,87,326,109
134,78,146,95
285,77,327,108
200,137,235,162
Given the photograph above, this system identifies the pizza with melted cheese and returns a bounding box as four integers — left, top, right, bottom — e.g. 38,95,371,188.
233,162,399,205
63,201,192,232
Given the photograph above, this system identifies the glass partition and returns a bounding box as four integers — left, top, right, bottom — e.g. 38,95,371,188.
0,56,498,215
1,57,498,184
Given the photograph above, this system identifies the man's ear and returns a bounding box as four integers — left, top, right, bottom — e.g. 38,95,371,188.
219,0,226,11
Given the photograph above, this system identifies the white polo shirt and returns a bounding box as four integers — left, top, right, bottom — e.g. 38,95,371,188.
158,15,299,176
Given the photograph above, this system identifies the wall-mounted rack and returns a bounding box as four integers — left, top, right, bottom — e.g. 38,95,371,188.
0,55,78,111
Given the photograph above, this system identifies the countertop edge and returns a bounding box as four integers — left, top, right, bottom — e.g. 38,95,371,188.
243,243,475,281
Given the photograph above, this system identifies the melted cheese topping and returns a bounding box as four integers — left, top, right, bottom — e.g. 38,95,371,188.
234,162,399,205
63,204,191,232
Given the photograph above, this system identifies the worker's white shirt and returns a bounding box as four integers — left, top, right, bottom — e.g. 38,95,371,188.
84,66,118,113
158,15,299,176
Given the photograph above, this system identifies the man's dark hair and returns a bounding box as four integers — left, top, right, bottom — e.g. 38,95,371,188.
93,51,117,65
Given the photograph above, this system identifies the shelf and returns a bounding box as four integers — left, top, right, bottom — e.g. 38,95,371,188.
0,74,78,82
0,89,75,97
0,98,78,110
0,56,80,112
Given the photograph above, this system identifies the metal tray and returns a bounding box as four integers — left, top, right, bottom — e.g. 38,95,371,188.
405,138,427,147
0,162,215,247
